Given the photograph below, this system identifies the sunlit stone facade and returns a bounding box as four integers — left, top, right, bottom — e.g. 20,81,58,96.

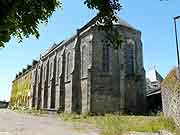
11,16,146,113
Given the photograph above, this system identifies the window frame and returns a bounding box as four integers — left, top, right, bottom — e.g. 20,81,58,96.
49,62,53,80
66,52,71,81
81,45,88,78
124,43,134,75
102,45,110,72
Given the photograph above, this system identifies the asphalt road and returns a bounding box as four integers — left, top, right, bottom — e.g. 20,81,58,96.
0,109,99,135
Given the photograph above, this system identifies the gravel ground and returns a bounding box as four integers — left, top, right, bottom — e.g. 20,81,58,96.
0,109,99,135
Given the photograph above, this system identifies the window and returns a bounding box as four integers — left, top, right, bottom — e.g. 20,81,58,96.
82,46,87,77
49,63,53,79
37,70,39,83
57,57,61,80
37,67,41,83
33,70,36,83
43,66,46,80
66,52,70,80
102,45,109,72
124,44,134,75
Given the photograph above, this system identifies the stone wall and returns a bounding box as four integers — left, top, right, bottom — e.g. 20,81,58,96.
162,88,180,128
90,26,146,113
10,69,32,108
161,68,180,128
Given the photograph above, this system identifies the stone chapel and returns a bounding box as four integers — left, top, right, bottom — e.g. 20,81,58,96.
10,16,146,113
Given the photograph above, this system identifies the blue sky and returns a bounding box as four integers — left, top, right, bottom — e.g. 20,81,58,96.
0,0,180,101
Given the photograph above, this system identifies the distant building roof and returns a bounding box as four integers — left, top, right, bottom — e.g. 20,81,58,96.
146,69,163,82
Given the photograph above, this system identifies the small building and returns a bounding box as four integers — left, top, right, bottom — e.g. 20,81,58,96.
146,69,163,113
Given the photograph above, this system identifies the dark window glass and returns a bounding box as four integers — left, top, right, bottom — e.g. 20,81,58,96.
124,44,134,74
43,66,46,80
49,63,53,79
66,53,70,80
102,45,109,72
82,46,87,76
57,58,60,80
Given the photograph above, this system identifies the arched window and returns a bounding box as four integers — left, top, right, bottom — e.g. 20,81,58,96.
82,46,87,77
66,52,71,80
49,62,53,79
37,69,40,83
33,70,36,83
57,57,61,80
102,45,109,72
124,43,134,75
43,66,46,80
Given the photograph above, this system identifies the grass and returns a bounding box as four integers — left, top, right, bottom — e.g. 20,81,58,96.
11,107,179,135
23,108,48,115
58,112,179,135
92,115,177,135
58,112,91,121
11,107,48,116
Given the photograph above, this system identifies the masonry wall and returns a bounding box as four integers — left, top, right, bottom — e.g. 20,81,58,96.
161,68,180,128
11,21,146,114
90,29,120,113
80,32,93,113
41,59,49,109
162,88,180,128
120,27,146,113
29,29,94,113
90,26,146,113
10,70,32,108
55,48,65,111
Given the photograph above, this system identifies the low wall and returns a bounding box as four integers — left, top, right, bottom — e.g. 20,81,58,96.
162,88,180,128
161,68,180,128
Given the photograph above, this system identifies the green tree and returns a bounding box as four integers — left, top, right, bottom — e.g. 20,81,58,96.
84,0,122,31
0,0,60,47
0,0,121,48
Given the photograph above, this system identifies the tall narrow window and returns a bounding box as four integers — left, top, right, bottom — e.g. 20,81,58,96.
49,63,53,79
66,53,70,80
82,46,87,77
57,57,61,80
37,69,40,83
43,66,46,80
102,45,109,72
33,70,36,82
124,44,134,75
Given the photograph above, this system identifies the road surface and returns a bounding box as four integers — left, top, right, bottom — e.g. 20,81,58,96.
0,109,99,135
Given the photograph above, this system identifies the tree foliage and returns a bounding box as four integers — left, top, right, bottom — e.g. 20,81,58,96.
0,0,121,48
85,0,122,31
0,0,60,47
85,0,123,49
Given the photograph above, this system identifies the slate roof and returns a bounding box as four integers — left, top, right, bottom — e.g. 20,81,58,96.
42,15,138,58
115,16,137,30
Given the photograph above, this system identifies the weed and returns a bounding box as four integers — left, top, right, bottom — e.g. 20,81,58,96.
58,113,178,135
